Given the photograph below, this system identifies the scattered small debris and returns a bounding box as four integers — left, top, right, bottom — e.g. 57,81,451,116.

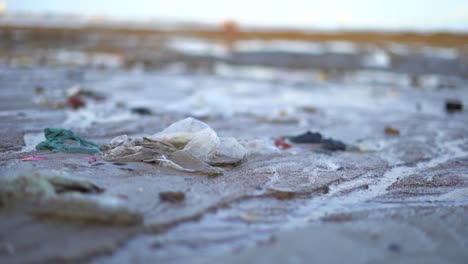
130,107,153,116
271,190,295,200
388,243,401,253
445,99,463,113
288,131,322,143
321,138,346,151
274,137,292,149
35,85,44,95
66,96,86,110
119,168,135,172
301,106,318,113
281,131,349,151
159,191,186,203
384,126,400,136
36,128,100,154
321,185,330,194
20,155,46,161
149,241,164,250
66,85,106,101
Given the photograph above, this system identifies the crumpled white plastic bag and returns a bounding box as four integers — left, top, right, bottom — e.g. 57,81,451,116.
104,118,249,175
149,117,247,163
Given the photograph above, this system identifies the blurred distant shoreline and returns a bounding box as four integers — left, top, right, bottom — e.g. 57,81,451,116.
1,14,467,78
1,11,468,48
2,24,468,48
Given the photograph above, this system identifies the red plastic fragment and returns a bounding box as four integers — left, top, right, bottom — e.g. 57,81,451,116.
67,96,86,109
274,137,292,149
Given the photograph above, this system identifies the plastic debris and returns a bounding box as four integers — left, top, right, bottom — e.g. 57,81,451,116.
0,171,141,225
321,138,347,151
36,128,100,154
384,126,400,136
159,191,186,203
66,96,86,110
21,155,46,161
445,99,463,113
287,131,322,143
103,118,248,175
270,189,296,200
35,85,45,95
67,85,106,101
274,137,292,149
281,131,348,151
130,107,153,116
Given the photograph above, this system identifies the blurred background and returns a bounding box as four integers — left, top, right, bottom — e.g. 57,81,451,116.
0,0,467,125
1,0,467,76
3,0,468,30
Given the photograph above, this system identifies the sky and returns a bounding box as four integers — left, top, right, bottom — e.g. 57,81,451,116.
5,0,468,31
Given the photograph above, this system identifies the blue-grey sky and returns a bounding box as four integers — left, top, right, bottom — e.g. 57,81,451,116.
5,0,468,30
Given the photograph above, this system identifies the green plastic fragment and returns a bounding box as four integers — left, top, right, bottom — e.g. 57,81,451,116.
36,128,100,154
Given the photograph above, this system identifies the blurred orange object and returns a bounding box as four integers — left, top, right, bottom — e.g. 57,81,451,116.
222,20,240,34
274,137,291,149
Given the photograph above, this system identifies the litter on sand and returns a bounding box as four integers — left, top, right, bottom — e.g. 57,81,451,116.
445,99,463,113
66,96,86,109
159,191,186,203
384,126,400,136
130,107,153,116
0,171,142,225
274,137,292,149
287,131,322,143
65,85,106,110
21,155,46,161
277,130,349,151
321,138,347,151
36,128,100,154
102,117,249,175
